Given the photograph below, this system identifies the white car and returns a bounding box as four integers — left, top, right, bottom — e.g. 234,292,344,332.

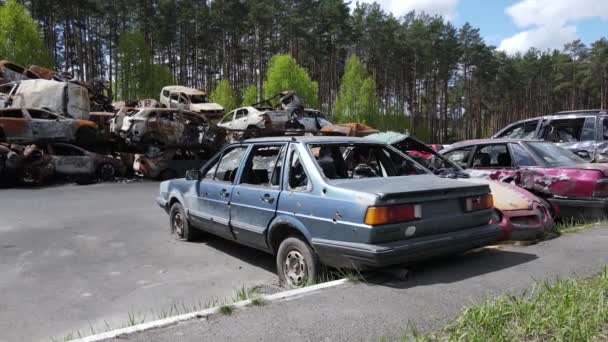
217,106,289,136
160,85,224,119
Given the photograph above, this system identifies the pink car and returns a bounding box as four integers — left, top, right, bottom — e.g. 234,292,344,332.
441,139,608,218
364,133,554,241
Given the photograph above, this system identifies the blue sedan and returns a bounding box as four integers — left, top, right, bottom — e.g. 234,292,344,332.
156,136,501,287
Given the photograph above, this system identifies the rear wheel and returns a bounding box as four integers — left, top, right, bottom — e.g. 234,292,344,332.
276,237,320,288
169,203,200,242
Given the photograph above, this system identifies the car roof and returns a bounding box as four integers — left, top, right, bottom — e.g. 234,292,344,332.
447,138,543,150
162,85,206,96
506,109,608,125
243,136,381,144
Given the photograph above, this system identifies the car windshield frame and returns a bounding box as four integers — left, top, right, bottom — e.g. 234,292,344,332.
524,141,585,167
305,142,430,181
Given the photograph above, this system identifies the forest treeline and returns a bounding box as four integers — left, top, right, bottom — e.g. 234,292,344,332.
2,0,608,143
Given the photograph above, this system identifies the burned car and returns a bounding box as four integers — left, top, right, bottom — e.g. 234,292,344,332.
217,106,289,137
442,139,608,218
492,110,608,162
0,108,98,145
365,132,553,241
160,86,224,119
134,148,208,180
156,136,501,287
0,143,54,185
3,79,91,120
110,108,212,148
42,143,126,182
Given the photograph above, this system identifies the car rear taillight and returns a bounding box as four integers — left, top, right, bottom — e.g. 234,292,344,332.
464,194,493,212
364,204,421,226
593,179,608,197
262,114,271,128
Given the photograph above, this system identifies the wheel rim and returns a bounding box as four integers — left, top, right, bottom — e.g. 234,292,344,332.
284,250,307,287
99,164,115,180
172,212,185,238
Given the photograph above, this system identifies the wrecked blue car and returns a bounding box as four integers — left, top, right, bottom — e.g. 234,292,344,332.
156,136,501,287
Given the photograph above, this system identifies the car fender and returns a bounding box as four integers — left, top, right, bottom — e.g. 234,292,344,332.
266,214,313,251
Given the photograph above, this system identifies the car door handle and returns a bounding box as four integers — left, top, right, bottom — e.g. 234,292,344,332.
218,189,230,197
260,194,274,204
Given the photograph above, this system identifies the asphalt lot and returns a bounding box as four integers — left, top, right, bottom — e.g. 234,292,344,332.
120,228,608,342
0,182,277,342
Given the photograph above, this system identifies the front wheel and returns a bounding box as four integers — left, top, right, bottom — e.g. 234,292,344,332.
96,163,116,181
276,237,320,288
169,203,200,242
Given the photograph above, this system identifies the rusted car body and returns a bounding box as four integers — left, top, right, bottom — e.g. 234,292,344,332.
442,138,608,218
134,148,208,180
4,79,90,120
43,143,126,182
365,132,554,241
0,108,98,145
492,110,608,163
0,143,54,185
320,123,379,137
110,108,212,148
0,60,39,82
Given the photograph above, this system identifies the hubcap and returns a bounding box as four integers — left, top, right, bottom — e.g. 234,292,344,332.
284,250,307,287
173,212,185,238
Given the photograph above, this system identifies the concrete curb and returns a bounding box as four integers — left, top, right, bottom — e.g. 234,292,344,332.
68,278,349,342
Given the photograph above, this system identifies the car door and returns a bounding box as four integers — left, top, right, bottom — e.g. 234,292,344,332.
540,116,597,161
230,143,286,250
442,146,475,169
27,109,66,141
233,109,249,130
192,145,248,240
49,144,95,175
0,109,34,143
298,111,317,131
168,93,180,109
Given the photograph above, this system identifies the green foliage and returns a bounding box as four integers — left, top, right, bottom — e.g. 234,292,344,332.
241,85,258,106
116,31,174,100
0,0,52,67
407,268,608,341
263,54,318,108
210,80,238,112
333,54,379,123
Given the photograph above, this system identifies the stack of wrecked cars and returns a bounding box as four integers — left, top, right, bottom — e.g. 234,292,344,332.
156,136,502,287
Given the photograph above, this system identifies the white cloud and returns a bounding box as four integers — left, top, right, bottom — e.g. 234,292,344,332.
352,0,459,20
498,24,577,54
506,0,608,27
499,0,608,54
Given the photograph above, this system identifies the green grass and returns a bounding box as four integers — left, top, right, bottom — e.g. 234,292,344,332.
401,267,608,342
555,217,607,234
218,305,234,316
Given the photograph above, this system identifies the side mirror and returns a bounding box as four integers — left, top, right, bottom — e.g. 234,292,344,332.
185,169,201,181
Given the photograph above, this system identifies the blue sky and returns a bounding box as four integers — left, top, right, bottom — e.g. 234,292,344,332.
354,0,608,54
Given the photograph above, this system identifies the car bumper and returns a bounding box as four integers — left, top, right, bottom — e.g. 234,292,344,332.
156,196,169,213
547,197,608,218
311,224,501,269
496,207,554,241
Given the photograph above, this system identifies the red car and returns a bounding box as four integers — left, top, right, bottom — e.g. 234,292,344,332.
365,133,554,241
441,139,608,218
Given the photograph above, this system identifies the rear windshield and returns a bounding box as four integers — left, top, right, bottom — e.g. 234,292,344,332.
526,142,585,167
307,143,428,179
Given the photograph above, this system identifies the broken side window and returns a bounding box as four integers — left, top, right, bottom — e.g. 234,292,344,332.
240,144,286,187
213,146,248,183
471,144,511,168
443,146,474,168
543,118,586,142
288,149,310,191
497,120,539,139
28,109,57,120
